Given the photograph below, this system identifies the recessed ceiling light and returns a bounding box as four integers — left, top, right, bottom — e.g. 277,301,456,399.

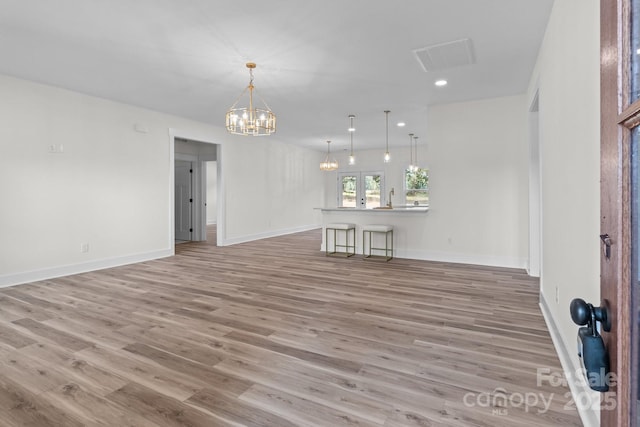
435,79,448,87
397,122,406,127
637,48,640,55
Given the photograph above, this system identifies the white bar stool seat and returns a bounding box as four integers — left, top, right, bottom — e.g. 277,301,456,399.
325,223,356,257
362,224,393,261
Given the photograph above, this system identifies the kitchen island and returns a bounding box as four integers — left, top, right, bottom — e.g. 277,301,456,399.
317,207,429,259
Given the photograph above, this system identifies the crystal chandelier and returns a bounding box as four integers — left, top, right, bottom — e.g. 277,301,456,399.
225,63,276,136
320,140,338,171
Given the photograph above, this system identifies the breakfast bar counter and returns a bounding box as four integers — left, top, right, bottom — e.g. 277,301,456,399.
317,207,429,258
318,207,429,213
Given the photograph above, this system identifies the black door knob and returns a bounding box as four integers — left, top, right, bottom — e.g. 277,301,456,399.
570,298,611,332
570,298,591,326
569,298,611,392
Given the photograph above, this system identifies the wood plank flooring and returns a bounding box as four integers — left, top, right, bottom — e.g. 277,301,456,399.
0,227,582,426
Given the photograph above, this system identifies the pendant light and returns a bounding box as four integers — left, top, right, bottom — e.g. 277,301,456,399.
408,133,415,171
320,140,338,171
348,114,356,165
414,135,419,169
383,110,391,163
225,63,276,136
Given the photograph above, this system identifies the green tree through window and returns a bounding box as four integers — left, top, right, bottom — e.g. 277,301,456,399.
365,175,381,206
341,176,357,207
405,168,429,205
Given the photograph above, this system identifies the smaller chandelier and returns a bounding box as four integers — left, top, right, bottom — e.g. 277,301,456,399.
225,63,276,136
320,140,338,171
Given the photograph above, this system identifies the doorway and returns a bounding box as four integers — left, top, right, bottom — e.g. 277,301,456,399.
173,137,219,247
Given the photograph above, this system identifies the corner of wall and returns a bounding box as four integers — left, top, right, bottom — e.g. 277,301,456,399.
539,294,600,427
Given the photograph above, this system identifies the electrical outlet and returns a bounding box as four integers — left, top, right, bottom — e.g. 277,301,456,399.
80,243,89,253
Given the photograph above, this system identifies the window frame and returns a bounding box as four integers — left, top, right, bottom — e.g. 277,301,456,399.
404,167,429,206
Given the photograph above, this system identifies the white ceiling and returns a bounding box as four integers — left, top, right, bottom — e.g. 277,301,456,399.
0,0,554,151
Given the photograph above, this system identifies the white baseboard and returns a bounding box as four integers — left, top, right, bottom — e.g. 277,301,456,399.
539,293,600,427
221,224,321,246
0,249,173,288
398,248,526,269
318,243,526,269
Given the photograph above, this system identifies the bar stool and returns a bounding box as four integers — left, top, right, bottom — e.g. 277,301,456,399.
362,224,394,261
325,223,356,257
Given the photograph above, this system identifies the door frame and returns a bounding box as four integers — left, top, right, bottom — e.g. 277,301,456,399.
337,171,385,208
528,89,542,278
168,128,223,251
600,0,640,424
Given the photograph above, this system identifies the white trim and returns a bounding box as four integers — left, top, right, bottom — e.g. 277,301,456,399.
398,249,526,269
216,143,225,247
539,293,600,427
190,159,204,241
528,88,542,277
221,224,320,246
196,159,206,241
317,243,526,269
168,129,177,255
0,249,172,288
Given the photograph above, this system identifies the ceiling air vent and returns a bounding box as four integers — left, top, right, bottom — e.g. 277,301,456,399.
413,38,476,72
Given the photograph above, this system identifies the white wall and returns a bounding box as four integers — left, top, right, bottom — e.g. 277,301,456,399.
0,74,323,285
324,94,529,268
221,139,324,244
528,1,601,425
206,161,217,224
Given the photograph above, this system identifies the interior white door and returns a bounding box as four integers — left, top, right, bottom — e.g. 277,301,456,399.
175,160,193,241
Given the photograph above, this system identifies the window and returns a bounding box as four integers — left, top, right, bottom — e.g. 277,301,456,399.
340,175,357,207
405,168,429,205
338,172,384,208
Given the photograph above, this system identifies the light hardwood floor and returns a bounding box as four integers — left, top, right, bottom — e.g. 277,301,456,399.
0,227,581,426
